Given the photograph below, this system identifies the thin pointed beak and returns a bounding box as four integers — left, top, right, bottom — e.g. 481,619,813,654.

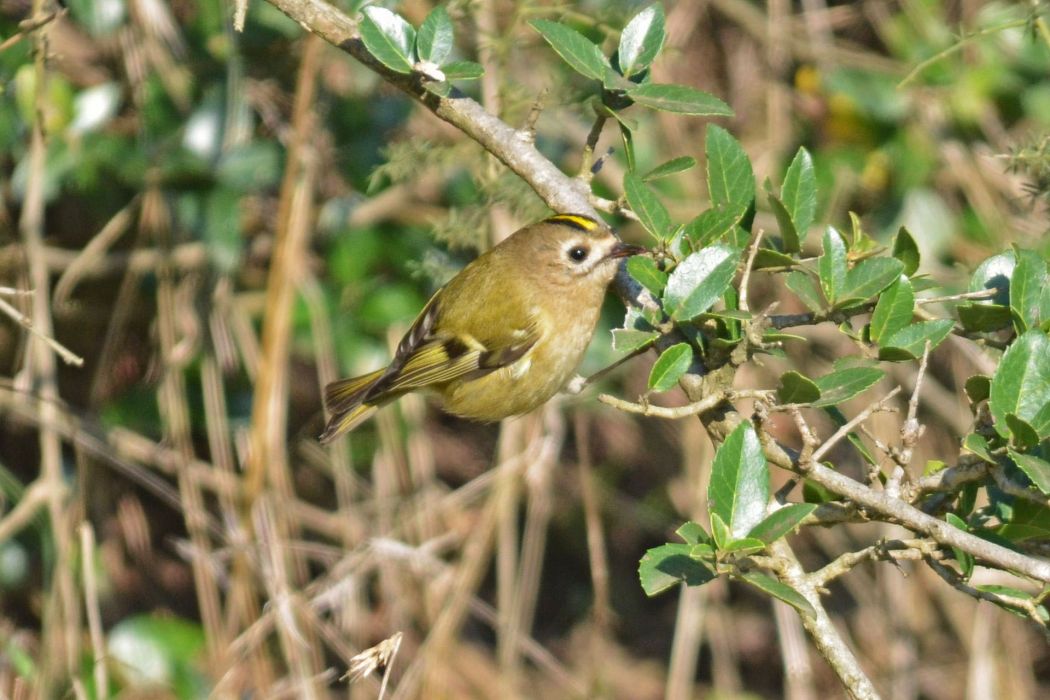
608,241,646,259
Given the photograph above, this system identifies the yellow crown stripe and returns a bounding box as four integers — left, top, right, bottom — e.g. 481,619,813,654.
546,214,599,231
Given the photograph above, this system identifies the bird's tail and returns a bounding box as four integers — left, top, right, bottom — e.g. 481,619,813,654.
319,369,386,443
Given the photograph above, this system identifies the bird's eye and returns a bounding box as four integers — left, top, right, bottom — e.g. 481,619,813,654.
568,246,589,263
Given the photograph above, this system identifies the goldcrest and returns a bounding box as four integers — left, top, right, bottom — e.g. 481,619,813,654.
319,214,643,442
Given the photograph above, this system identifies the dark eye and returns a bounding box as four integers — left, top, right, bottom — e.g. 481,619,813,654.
568,246,588,263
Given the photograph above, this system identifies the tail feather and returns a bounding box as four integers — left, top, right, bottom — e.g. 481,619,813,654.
319,404,380,444
324,369,386,413
320,369,388,443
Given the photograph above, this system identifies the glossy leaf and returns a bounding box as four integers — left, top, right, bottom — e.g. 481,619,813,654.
946,513,975,579
416,6,454,65
777,371,821,404
780,147,816,250
838,258,904,307
360,7,416,74
529,19,608,81
962,433,995,463
1008,449,1050,495
768,195,800,255
639,543,716,596
878,319,955,361
628,83,733,116
989,330,1050,439
741,573,816,619
708,422,769,539
870,276,914,343
723,538,767,555
785,270,824,312
663,245,741,321
1009,247,1048,333
1006,414,1039,448
439,61,484,80
968,251,1015,307
958,302,1012,333
676,521,709,545
811,367,884,407
648,343,693,392
892,226,920,276
627,256,668,297
624,172,672,240
682,206,745,248
964,375,991,403
706,125,754,212
617,4,665,77
642,155,696,181
748,503,817,543
818,227,847,303
998,499,1050,542
611,327,659,353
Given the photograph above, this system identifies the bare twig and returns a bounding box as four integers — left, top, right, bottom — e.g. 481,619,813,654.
0,297,84,366
598,389,774,419
810,387,902,463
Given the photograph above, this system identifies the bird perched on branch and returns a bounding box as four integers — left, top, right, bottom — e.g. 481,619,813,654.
320,214,643,442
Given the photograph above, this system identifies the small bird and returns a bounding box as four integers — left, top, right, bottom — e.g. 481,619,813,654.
319,214,644,442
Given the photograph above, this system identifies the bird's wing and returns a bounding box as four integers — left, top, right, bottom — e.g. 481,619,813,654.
363,292,538,402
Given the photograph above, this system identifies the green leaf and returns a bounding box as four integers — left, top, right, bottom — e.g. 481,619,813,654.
709,511,731,550
624,172,672,240
837,258,904,307
360,6,416,74
785,270,823,312
752,246,797,270
768,195,800,256
708,422,769,539
440,61,484,80
628,83,733,116
642,155,696,181
619,122,636,172
706,125,754,212
627,256,668,297
777,371,821,404
997,499,1050,541
803,478,836,504
617,3,665,77
740,572,816,619
1008,449,1050,495
676,521,709,545
1010,248,1048,334
870,276,914,343
818,227,847,303
748,503,817,543
639,543,716,596
723,537,767,555
612,328,659,353
529,19,608,81
958,303,1012,333
964,375,991,403
878,319,955,361
1006,414,1039,449
648,343,693,392
682,206,745,248
824,405,878,466
962,433,996,463
416,6,454,65
663,245,741,321
974,585,1049,621
892,226,920,276
780,148,816,250
945,513,975,579
989,330,1050,439
968,251,1015,307
811,367,884,407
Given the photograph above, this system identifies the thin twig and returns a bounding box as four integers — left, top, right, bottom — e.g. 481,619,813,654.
810,387,902,463
0,297,84,366
598,390,774,419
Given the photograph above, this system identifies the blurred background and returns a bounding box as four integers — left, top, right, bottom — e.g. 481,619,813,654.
1,0,1048,697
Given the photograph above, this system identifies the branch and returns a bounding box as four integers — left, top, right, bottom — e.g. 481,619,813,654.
262,0,596,218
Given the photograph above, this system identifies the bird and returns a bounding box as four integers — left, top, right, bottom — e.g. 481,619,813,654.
319,213,644,443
